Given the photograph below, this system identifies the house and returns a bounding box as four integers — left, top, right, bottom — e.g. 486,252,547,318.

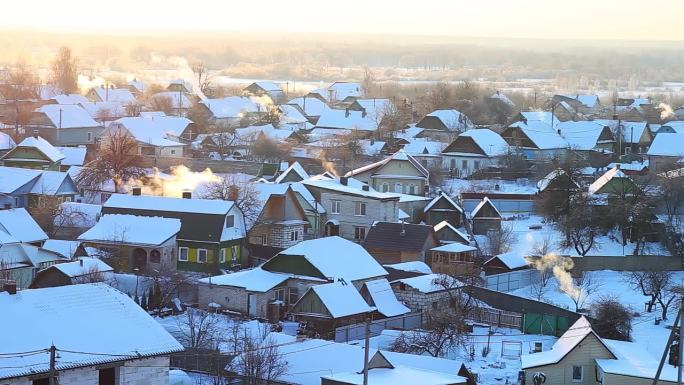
346,149,429,195
314,107,379,131
596,339,680,385
29,104,102,146
537,168,581,195
151,91,192,116
139,115,196,141
326,81,363,102
416,109,474,133
274,161,310,184
470,197,502,235
278,104,314,130
502,120,568,161
40,239,85,259
127,78,146,95
647,132,684,172
423,192,464,227
301,175,400,241
0,134,65,170
362,222,438,265
0,207,49,245
55,146,87,171
511,111,561,128
50,93,89,105
0,283,184,385
79,101,127,124
483,252,531,275
555,121,615,153
587,166,640,197
521,317,616,385
287,95,329,123
357,139,388,157
86,86,136,104
198,236,388,320
0,166,78,209
29,257,113,288
0,132,16,155
0,245,67,289
348,98,392,124
51,201,101,239
167,79,193,93
101,193,246,273
104,117,186,157
390,273,463,313
78,214,182,272
243,81,284,102
400,139,445,169
442,128,509,177
433,220,470,245
552,94,601,115
591,120,652,155
200,96,267,128
428,242,478,275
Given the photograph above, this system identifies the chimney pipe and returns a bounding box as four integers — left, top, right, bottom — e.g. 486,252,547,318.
182,191,192,199
132,186,142,196
340,176,349,186
33,129,39,139
79,259,84,267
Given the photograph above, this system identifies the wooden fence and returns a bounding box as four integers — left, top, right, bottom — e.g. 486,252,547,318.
469,307,523,330
334,312,423,343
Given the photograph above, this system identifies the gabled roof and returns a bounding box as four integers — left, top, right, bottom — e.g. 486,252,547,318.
444,129,509,156
0,283,183,380
199,267,289,292
112,117,188,147
29,170,76,195
522,316,615,369
51,257,113,278
433,221,470,244
152,91,192,109
327,81,362,101
41,239,82,258
287,96,329,117
302,175,401,201
306,281,374,318
430,243,477,253
275,162,310,184
471,196,501,218
363,222,435,252
647,132,684,157
418,109,474,131
393,273,462,294
90,87,136,103
0,166,42,194
9,136,65,162
315,108,378,131
248,81,282,93
402,139,445,156
78,214,181,246
558,94,600,108
537,168,580,192
424,192,463,213
587,167,633,195
56,146,87,167
103,193,234,215
385,261,433,275
201,96,266,119
36,104,100,128
556,121,612,151
0,208,48,244
519,111,559,128
484,252,530,270
79,101,126,119
51,93,89,105
346,149,429,179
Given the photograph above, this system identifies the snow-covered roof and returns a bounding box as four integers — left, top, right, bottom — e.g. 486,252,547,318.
277,104,309,124
588,167,631,195
323,365,467,385
647,133,684,157
79,101,126,119
556,121,611,151
560,94,600,108
128,79,145,93
357,139,386,156
425,109,474,130
0,208,48,243
485,252,530,270
51,93,89,105
140,111,166,118
353,98,391,122
91,87,136,103
327,81,362,101
364,278,410,317
0,243,66,268
37,104,99,128
394,273,462,293
522,316,612,369
0,283,183,380
471,196,501,218
56,146,87,166
104,193,235,215
275,162,310,184
402,139,446,156
273,236,388,282
29,170,74,195
288,96,329,117
199,267,289,292
490,91,515,106
112,117,187,147
520,125,568,150
52,257,113,277
250,81,282,93
302,175,401,200
433,221,470,243
424,192,463,213
315,108,378,131
454,129,509,156
384,261,433,275
41,239,82,259
395,125,424,140
14,136,65,162
431,243,477,253
536,168,579,192
201,96,265,119
78,214,181,246
0,166,42,194
308,282,374,318
152,91,192,109
596,339,679,383
346,149,429,179
520,111,559,128
234,124,296,143
0,132,15,151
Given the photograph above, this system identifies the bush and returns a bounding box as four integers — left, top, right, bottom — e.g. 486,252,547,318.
591,296,633,341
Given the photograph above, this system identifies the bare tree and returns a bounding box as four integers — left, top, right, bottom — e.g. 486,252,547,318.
149,94,175,115
559,195,600,256
624,271,679,320
75,129,146,193
480,224,514,256
50,46,79,94
361,66,376,97
389,307,468,358
591,295,633,341
71,265,107,284
228,331,288,385
124,101,144,117
192,61,214,96
560,271,601,312
250,136,290,162
200,175,261,225
146,263,191,315
177,308,221,349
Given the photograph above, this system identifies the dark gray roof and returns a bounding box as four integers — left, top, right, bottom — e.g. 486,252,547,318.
363,222,435,252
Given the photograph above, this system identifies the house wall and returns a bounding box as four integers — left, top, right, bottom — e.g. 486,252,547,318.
5,356,171,385
1,147,59,170
398,199,429,224
524,334,614,385
648,155,681,172
392,286,454,313
320,191,398,241
472,218,501,235
55,127,105,146
176,240,242,273
249,222,305,249
441,154,495,177
599,371,677,385
429,250,478,276
354,159,427,195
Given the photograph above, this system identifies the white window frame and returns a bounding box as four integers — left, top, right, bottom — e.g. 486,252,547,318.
355,202,367,216
381,183,389,192
87,132,92,142
178,247,189,262
572,365,583,382
231,245,239,262
197,249,208,264
225,215,235,228
261,234,268,246
331,200,341,214
394,183,403,193
290,231,298,241
274,288,285,302
219,248,226,264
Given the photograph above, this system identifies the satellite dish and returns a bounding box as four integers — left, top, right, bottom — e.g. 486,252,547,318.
533,372,546,385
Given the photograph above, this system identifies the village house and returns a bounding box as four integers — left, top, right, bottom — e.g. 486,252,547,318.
277,104,314,130
86,86,136,104
441,128,509,177
55,146,86,171
78,214,181,273
29,104,102,146
101,192,246,273
287,94,329,123
428,242,478,275
400,139,444,169
0,134,65,170
482,252,531,276
593,120,652,155
127,78,146,96
301,175,400,242
151,91,192,116
40,239,85,260
29,257,113,288
0,283,184,385
346,149,429,195
423,192,464,227
243,81,284,103
470,197,502,235
167,79,193,93
199,96,267,128
587,166,640,198
647,132,684,172
551,94,602,115
390,273,463,313
501,120,568,161
314,107,379,132
50,93,89,105
104,117,186,157
433,220,471,245
416,109,474,139
362,221,438,265
0,166,78,210
555,121,615,153
78,101,127,124
325,81,363,103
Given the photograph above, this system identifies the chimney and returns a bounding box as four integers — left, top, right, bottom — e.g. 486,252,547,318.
361,108,367,118
362,185,370,191
33,129,39,139
79,259,84,267
615,164,621,170
1,280,17,295
345,108,350,118
557,129,561,135
132,186,142,196
182,190,192,199
340,176,349,186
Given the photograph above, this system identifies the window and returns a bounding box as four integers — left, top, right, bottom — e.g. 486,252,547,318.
474,160,481,170
98,367,117,385
381,183,389,192
178,247,188,262
225,215,235,228
260,234,268,246
197,249,208,263
150,249,161,264
331,200,341,214
274,288,285,302
355,202,366,216
231,245,239,263
290,231,299,241
354,226,366,241
87,132,92,142
450,159,457,169
170,149,176,155
572,365,583,382
461,160,468,170
432,254,440,264
219,248,226,264
449,253,457,263
288,287,299,304
32,378,50,385
408,184,416,195
394,183,403,193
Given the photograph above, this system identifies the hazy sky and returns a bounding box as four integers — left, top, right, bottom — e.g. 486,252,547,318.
3,0,682,40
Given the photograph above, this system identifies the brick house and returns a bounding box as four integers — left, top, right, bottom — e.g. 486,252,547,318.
390,273,463,313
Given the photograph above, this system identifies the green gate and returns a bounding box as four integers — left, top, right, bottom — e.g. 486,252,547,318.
523,313,569,336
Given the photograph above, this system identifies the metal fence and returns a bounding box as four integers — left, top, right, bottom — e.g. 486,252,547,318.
334,312,423,343
484,269,541,292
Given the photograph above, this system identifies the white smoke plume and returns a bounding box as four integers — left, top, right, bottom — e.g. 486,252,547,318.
128,165,221,198
530,253,581,300
659,102,674,121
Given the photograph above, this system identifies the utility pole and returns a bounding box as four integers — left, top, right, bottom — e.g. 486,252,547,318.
362,317,371,385
49,344,57,385
652,309,681,385
678,301,683,385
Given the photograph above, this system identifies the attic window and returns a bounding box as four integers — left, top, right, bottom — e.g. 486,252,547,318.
225,215,235,228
